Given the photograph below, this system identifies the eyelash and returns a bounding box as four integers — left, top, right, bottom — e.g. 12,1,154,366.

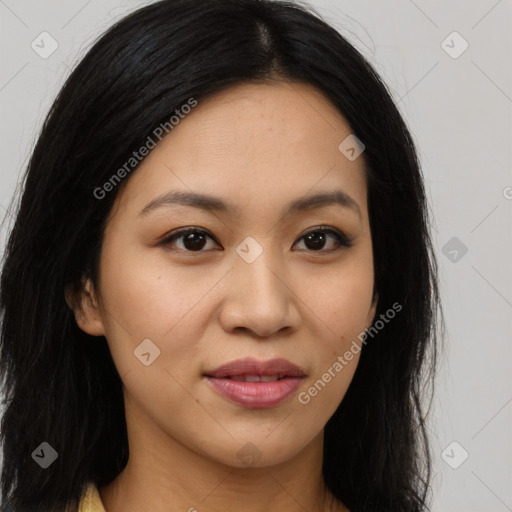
160,226,353,254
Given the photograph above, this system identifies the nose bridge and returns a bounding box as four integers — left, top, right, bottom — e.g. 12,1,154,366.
234,235,286,304
219,235,299,337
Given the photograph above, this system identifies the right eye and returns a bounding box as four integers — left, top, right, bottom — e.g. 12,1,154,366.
160,227,220,252
161,227,217,252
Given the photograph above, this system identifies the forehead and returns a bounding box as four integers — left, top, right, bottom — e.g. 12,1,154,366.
110,81,368,223
175,81,356,159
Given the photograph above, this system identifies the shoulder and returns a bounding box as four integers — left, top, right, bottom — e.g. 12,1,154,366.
0,484,106,512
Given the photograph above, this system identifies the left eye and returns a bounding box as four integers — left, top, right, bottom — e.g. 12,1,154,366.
160,226,353,253
294,227,353,252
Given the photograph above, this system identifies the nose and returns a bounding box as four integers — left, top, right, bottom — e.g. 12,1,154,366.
218,246,301,338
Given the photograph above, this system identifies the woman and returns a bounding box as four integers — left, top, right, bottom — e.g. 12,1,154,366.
0,1,443,511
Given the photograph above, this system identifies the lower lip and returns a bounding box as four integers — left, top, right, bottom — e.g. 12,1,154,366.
204,376,303,409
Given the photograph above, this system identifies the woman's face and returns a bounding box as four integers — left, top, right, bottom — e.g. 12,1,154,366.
75,81,377,468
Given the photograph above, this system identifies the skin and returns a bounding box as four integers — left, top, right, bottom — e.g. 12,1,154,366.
68,80,378,512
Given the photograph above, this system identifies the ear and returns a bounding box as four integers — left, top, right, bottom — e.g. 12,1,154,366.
65,277,106,336
366,291,379,329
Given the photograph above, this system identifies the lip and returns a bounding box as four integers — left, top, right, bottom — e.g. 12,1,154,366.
203,357,306,409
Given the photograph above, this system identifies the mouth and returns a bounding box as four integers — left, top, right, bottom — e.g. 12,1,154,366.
203,357,306,409
218,374,292,382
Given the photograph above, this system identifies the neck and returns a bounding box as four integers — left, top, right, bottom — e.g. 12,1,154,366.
99,400,346,512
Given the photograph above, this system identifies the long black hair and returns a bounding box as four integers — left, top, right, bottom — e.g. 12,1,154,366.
0,1,444,511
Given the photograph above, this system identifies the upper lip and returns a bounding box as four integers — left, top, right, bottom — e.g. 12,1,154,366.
204,357,306,378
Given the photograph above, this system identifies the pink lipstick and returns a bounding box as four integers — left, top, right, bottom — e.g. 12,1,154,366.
204,357,306,409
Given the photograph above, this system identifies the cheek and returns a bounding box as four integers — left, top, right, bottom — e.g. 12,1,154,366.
97,243,213,375
296,250,373,412
303,252,374,348
100,240,209,333
298,355,359,414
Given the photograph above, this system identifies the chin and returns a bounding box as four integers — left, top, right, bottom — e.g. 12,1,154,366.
199,432,314,469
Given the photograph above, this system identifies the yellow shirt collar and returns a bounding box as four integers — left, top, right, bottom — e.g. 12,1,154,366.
78,482,106,512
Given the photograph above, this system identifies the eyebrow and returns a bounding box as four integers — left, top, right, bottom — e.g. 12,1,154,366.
139,189,362,220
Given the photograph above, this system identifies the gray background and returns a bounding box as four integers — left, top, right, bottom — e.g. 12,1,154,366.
0,1,511,511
